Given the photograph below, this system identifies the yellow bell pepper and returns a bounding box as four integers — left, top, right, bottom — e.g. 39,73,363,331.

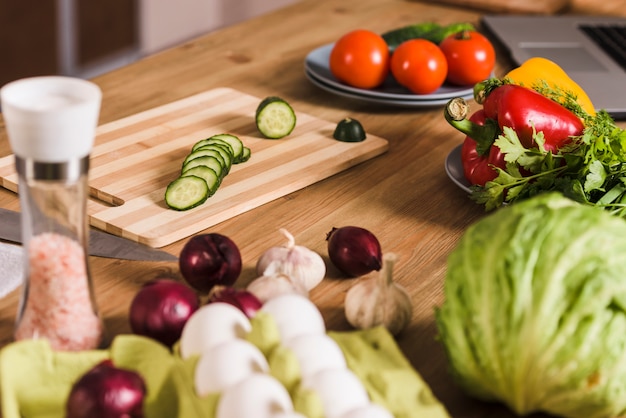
505,57,596,116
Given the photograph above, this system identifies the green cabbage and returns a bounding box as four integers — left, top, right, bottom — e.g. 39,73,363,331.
436,193,626,418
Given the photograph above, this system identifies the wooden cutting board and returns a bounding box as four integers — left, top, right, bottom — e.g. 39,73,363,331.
0,87,388,248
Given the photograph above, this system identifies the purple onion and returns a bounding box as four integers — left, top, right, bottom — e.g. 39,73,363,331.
326,226,383,277
66,360,146,418
179,233,242,293
207,285,263,318
129,278,199,347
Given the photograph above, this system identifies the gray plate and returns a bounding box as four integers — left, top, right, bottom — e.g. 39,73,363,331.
445,144,471,193
305,70,473,107
305,43,475,102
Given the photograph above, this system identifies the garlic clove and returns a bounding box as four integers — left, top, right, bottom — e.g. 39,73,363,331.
344,253,413,336
256,229,326,291
247,270,308,303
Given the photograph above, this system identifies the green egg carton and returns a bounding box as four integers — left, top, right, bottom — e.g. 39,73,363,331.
0,323,449,418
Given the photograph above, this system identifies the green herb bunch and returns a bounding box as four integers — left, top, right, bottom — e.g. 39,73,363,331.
473,79,626,217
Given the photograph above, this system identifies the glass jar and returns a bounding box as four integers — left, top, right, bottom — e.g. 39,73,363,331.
0,76,103,350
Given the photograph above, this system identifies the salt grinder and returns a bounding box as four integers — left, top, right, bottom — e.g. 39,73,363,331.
0,76,103,350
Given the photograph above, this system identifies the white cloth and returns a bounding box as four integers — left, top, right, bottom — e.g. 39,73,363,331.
0,241,23,298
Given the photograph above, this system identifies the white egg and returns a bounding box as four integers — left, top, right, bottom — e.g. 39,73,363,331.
179,302,252,359
216,373,294,418
261,294,325,341
282,333,346,379
300,368,369,418
194,338,269,396
340,403,394,418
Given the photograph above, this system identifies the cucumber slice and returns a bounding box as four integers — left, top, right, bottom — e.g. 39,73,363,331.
165,175,209,211
255,96,296,139
197,144,232,174
182,155,224,180
182,148,226,168
240,147,251,163
181,166,220,196
210,134,244,163
193,137,233,155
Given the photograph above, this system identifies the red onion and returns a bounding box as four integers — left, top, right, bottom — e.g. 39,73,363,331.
129,278,199,347
179,233,242,293
66,359,146,418
207,285,263,318
326,226,383,277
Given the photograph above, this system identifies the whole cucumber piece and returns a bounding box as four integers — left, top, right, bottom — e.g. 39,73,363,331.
382,21,476,51
382,22,441,51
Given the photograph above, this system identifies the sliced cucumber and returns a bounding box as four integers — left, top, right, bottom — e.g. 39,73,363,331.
197,144,232,174
166,132,251,210
182,155,224,180
182,148,226,168
240,147,251,163
181,166,220,196
165,175,209,211
210,133,244,163
255,96,296,139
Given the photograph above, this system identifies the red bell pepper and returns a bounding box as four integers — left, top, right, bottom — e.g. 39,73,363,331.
480,84,584,153
460,109,507,186
444,84,585,187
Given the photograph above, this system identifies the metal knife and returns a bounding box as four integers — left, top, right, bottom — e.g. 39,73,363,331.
0,207,178,262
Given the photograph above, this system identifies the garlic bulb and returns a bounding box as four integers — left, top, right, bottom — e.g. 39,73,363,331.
344,253,412,336
256,229,326,291
247,265,309,303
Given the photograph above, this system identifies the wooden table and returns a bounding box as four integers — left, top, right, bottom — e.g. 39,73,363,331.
0,0,623,417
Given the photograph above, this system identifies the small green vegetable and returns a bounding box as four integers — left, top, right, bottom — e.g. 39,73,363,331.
166,133,251,210
256,96,297,139
382,21,475,51
333,118,366,142
165,176,210,211
436,193,626,418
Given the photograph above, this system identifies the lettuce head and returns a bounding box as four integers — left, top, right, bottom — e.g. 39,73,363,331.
436,193,626,418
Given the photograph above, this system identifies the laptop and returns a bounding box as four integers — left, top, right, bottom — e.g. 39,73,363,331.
482,15,626,119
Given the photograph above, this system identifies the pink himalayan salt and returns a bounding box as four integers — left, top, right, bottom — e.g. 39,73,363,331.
14,232,102,350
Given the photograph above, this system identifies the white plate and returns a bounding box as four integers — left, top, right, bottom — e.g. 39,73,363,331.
445,144,471,193
305,70,463,108
305,43,475,102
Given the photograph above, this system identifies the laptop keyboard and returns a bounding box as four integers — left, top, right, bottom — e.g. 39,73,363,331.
579,24,626,72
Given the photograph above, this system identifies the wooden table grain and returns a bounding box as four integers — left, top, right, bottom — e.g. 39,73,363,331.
0,0,624,417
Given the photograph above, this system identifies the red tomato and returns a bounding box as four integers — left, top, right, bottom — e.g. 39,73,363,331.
329,29,390,89
390,39,448,95
439,30,496,86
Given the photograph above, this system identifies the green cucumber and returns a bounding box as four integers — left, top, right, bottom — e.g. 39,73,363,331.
256,96,297,139
382,21,476,51
210,133,244,163
198,144,232,174
166,132,252,210
240,147,251,163
182,148,226,168
333,118,366,142
382,22,441,50
165,176,209,211
181,166,220,196
182,155,224,180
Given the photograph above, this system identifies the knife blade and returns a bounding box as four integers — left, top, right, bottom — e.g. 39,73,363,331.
0,207,178,262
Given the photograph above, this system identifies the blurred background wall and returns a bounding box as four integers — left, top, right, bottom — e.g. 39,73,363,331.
0,0,299,86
